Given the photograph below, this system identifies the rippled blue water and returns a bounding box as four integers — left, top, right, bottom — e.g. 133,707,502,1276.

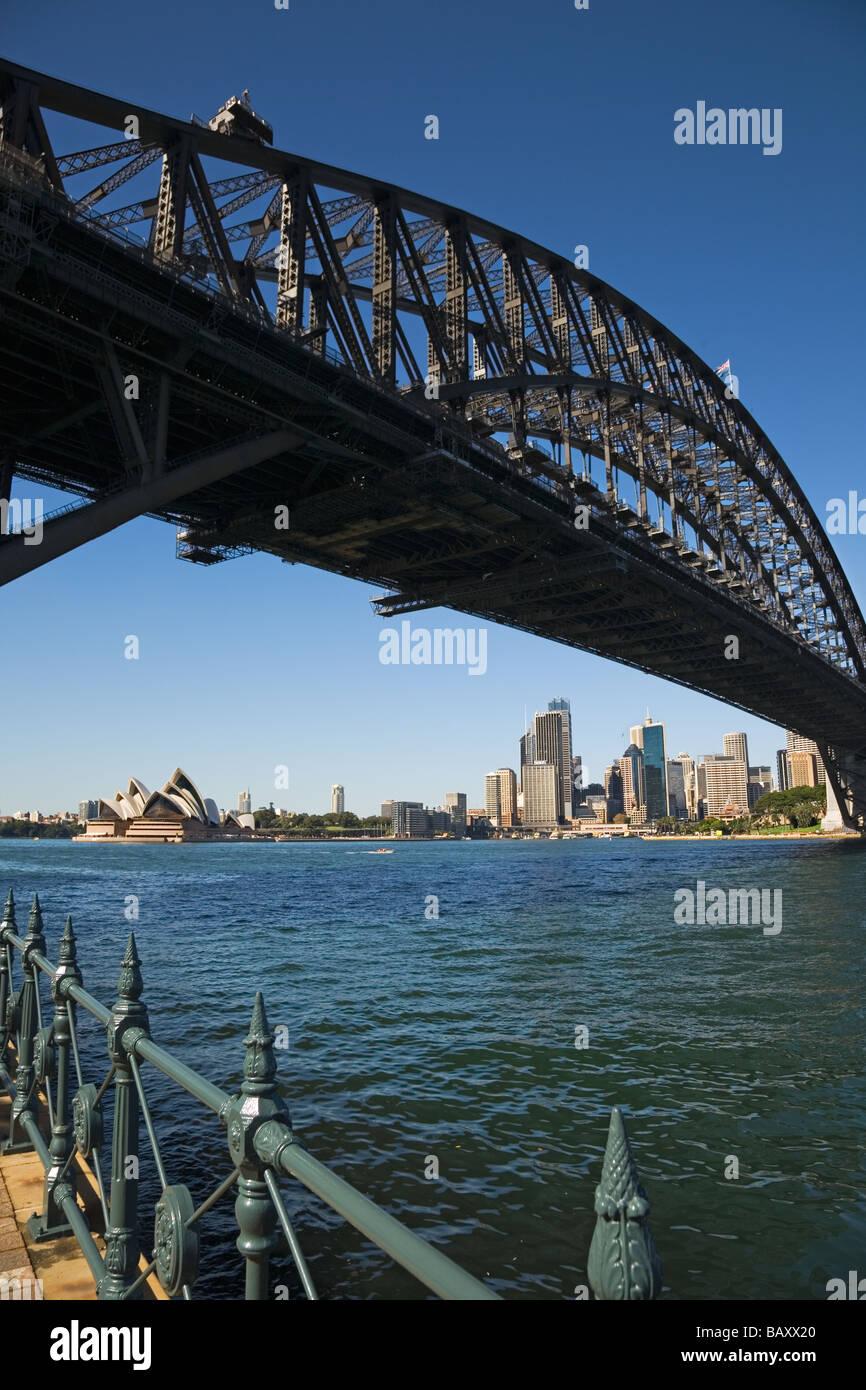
2,837,864,1300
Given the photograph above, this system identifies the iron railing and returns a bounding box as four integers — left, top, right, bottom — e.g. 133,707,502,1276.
0,888,661,1300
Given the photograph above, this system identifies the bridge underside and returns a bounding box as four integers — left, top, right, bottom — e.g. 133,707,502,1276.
1,72,866,830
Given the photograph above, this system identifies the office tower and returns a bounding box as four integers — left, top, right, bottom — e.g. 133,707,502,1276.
748,766,773,807
522,710,566,821
638,718,669,821
571,755,584,806
485,773,502,825
701,755,749,816
380,799,394,821
672,752,698,820
522,762,559,827
776,750,790,792
548,698,574,819
78,799,99,823
535,711,566,819
696,762,707,819
723,732,750,770
445,791,467,836
619,744,645,820
519,727,536,786
390,801,423,835
604,764,624,820
238,790,252,815
786,730,826,785
493,770,518,827
790,750,820,787
666,760,686,818
331,784,345,815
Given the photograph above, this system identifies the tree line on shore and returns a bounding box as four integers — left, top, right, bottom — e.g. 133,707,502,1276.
0,821,82,838
254,808,391,836
653,785,827,835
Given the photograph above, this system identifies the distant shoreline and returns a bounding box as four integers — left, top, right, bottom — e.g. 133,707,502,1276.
63,830,862,845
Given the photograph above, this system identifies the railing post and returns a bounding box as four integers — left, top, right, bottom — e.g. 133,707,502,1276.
99,933,149,1299
2,894,44,1154
225,993,291,1300
28,915,82,1241
587,1106,662,1300
0,889,15,1062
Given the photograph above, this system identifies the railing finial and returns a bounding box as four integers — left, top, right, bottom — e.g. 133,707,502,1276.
243,990,277,1090
25,893,45,950
2,887,14,925
117,931,143,1002
59,915,77,965
587,1105,662,1300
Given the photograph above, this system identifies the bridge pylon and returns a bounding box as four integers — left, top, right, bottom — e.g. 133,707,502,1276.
820,745,866,835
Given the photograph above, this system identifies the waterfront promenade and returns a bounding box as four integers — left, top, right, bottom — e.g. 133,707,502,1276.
0,1087,165,1300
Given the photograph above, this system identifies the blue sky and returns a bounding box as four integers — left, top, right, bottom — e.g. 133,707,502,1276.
2,0,864,815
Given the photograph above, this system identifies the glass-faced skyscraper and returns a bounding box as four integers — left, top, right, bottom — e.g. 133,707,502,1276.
630,717,668,822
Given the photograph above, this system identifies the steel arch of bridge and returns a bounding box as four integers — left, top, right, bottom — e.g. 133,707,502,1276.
1,57,863,684
1,59,866,829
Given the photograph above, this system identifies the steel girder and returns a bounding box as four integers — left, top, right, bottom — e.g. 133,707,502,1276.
0,57,858,684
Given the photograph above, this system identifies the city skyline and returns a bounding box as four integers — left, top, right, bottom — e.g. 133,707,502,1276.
3,701,809,820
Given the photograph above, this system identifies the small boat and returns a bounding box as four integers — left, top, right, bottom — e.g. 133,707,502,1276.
374,847,394,854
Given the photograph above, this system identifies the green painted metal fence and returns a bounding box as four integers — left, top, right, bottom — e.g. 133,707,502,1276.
0,888,661,1300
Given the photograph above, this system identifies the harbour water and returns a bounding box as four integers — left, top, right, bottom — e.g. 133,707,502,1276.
2,837,864,1300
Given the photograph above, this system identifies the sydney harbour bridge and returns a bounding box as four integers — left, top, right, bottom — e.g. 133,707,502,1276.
1,57,865,830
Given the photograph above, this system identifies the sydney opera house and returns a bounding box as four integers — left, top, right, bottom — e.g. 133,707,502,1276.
80,768,256,842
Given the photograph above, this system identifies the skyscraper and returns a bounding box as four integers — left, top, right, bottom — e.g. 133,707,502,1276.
522,762,559,827
666,760,686,818
790,750,820,787
521,709,567,822
571,754,584,806
748,766,773,806
619,744,645,820
700,755,749,816
723,732,750,770
485,773,502,825
670,752,697,819
444,791,467,836
786,730,826,785
776,749,790,792
238,790,252,815
604,764,624,820
331,784,345,814
548,697,574,820
635,717,669,822
493,770,517,827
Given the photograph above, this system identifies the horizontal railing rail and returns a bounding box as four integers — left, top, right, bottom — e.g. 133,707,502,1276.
0,887,662,1300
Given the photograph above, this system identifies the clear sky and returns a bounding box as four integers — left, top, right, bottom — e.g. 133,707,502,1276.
2,0,864,815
